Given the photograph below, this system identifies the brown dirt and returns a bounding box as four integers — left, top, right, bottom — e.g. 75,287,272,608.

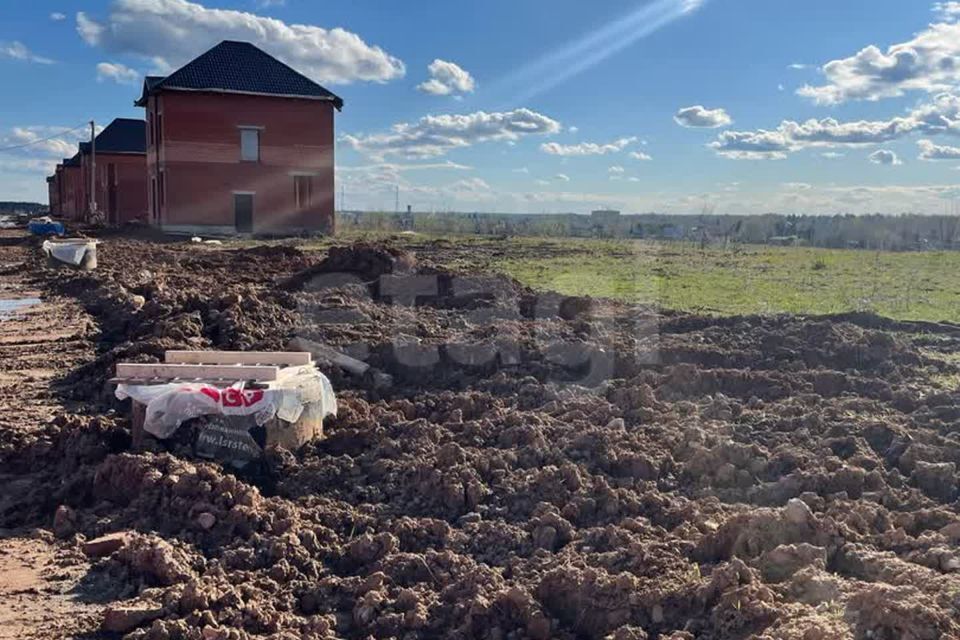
2,229,960,639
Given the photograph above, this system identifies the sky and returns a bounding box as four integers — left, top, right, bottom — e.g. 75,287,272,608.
4,0,960,215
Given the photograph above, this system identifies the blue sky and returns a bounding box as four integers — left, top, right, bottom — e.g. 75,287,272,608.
3,0,960,214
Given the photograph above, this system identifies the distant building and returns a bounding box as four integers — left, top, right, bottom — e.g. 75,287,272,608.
135,40,343,235
78,118,147,224
57,154,83,220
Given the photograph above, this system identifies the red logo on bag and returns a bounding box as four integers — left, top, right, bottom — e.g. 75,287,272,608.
196,386,264,407
222,388,264,407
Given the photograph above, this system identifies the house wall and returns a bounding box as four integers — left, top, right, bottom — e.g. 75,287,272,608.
146,92,335,235
80,152,148,225
60,166,83,221
47,178,58,216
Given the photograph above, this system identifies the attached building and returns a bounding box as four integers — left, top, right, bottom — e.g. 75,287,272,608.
135,40,343,235
59,154,83,221
78,118,148,224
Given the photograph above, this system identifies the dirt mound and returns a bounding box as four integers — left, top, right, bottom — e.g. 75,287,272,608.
4,235,960,638
284,243,417,292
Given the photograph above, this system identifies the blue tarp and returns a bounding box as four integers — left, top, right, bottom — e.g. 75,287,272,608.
28,219,65,236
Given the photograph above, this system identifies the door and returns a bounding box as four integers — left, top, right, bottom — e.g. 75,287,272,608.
234,193,253,233
107,164,118,224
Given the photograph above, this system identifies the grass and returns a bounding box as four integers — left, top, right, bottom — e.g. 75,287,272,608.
488,236,960,323
265,230,960,323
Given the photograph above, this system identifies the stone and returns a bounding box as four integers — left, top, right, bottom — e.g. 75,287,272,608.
196,512,216,530
785,498,813,525
82,532,129,557
52,505,76,539
101,603,164,633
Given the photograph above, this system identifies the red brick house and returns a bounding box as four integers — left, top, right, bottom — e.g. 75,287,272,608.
57,154,83,221
135,40,343,235
78,118,147,225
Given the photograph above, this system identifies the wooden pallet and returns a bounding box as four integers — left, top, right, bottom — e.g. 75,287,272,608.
111,350,312,385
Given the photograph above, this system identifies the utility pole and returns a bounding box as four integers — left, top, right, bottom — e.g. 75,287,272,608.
89,120,97,220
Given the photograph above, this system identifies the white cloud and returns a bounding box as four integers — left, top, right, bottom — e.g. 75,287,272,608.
674,105,732,128
608,165,625,174
0,126,89,159
554,173,571,182
96,61,139,85
568,126,579,133
629,150,652,161
821,151,846,158
934,2,960,21
417,59,476,96
342,108,561,159
0,41,54,64
788,63,810,70
868,149,902,165
918,138,960,159
75,0,404,84
540,136,636,156
50,12,66,21
710,93,960,159
798,18,960,104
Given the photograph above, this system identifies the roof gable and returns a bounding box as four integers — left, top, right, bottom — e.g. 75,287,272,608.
79,118,146,155
135,41,343,109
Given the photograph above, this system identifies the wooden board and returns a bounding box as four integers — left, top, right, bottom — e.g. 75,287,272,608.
164,351,311,366
115,362,280,381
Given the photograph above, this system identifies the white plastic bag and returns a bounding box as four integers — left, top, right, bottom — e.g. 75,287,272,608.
116,369,337,439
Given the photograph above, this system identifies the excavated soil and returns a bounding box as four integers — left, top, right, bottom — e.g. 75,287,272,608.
2,230,960,639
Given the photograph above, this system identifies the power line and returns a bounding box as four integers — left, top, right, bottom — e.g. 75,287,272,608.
0,122,88,153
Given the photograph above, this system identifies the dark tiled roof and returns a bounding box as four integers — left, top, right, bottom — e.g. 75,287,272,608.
135,41,343,109
63,153,81,167
78,118,146,155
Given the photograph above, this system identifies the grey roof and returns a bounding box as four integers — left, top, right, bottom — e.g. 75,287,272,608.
135,41,343,109
78,118,146,155
63,153,81,167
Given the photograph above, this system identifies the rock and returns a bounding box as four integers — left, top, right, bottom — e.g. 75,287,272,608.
82,532,129,557
101,603,164,633
196,512,216,530
458,512,482,526
784,498,813,525
52,505,76,539
606,418,625,429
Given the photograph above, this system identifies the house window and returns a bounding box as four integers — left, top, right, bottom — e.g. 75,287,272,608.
158,171,165,207
240,128,260,162
294,175,312,209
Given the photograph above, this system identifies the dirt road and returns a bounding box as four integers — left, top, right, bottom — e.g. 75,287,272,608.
0,230,100,638
2,230,960,639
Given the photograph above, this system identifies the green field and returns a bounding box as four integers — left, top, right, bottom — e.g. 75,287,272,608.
290,232,960,323
493,237,960,322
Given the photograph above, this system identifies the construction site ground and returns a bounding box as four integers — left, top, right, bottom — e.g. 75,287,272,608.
2,227,960,639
